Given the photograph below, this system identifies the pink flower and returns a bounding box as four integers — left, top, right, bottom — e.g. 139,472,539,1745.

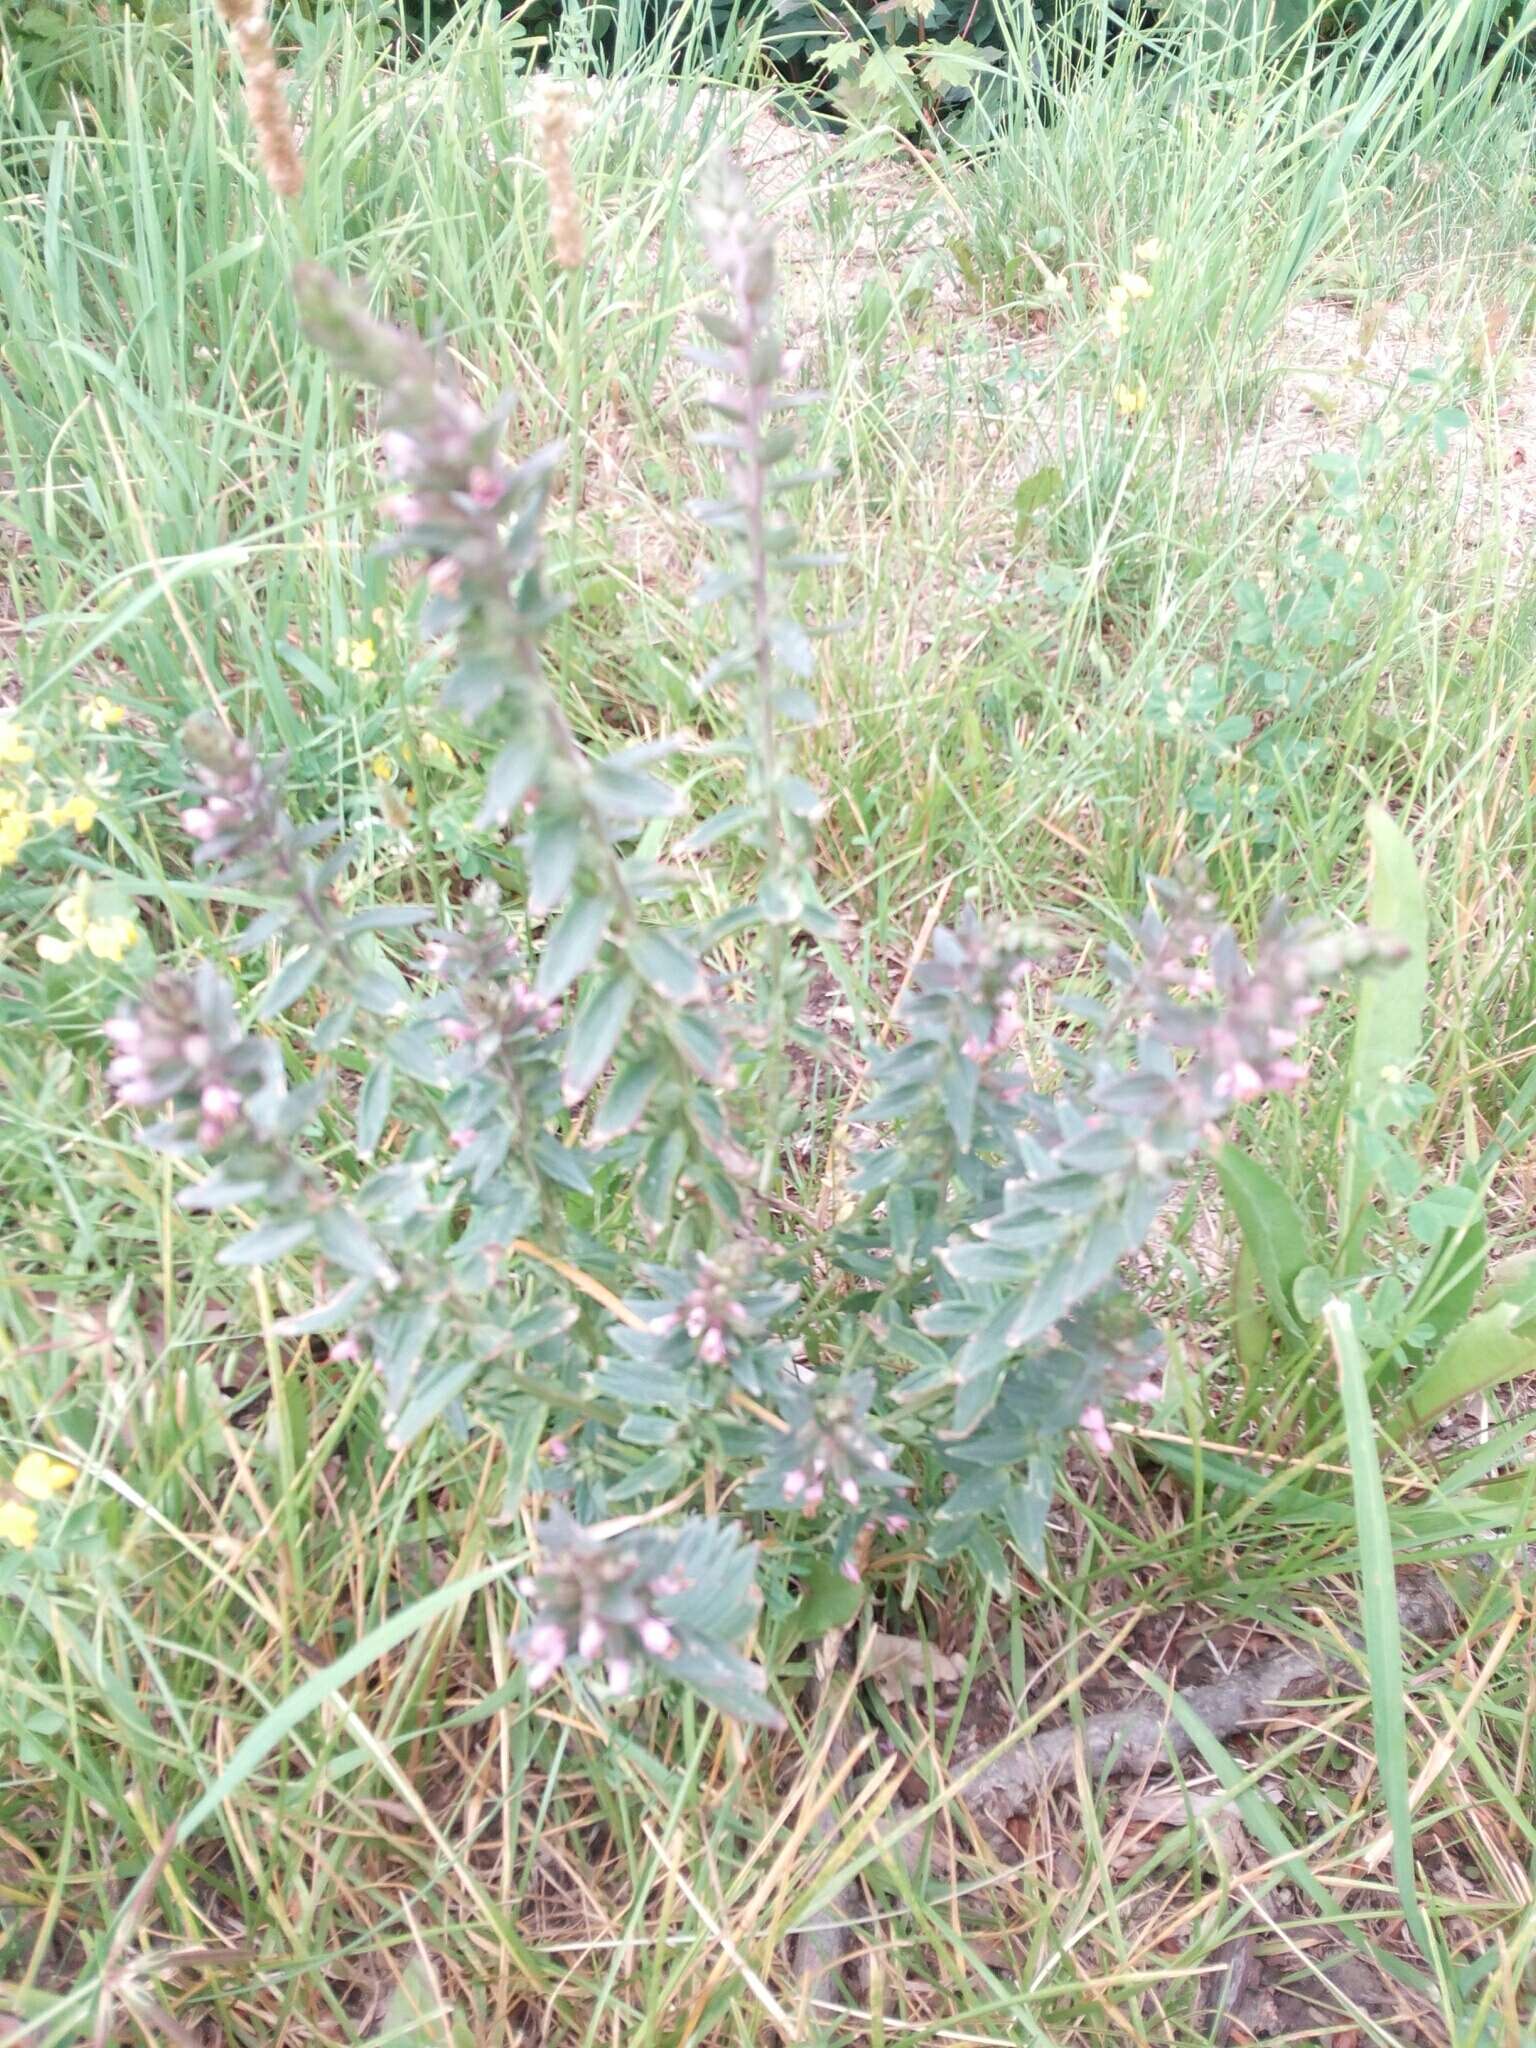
330,1336,361,1363
442,1018,476,1045
578,1618,606,1660
1078,1404,1114,1457
839,1558,861,1584
523,1623,568,1688
449,1126,478,1150
839,1476,861,1507
181,806,217,841
638,1616,677,1658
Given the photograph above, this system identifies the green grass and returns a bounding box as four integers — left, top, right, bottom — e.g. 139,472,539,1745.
3,2,1536,2041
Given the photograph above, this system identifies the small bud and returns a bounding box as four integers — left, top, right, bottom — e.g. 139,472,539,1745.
839,1476,860,1507
578,1618,606,1661
638,1616,677,1658
839,1558,861,1585
1078,1404,1114,1458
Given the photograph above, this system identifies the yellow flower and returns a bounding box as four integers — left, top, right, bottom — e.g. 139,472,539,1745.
13,1452,75,1500
43,792,99,834
338,635,377,674
0,1499,38,1551
84,695,126,731
38,880,140,965
0,721,33,767
1115,379,1149,416
1133,237,1164,264
370,753,397,781
0,809,27,869
413,732,457,766
85,916,138,962
1118,270,1153,301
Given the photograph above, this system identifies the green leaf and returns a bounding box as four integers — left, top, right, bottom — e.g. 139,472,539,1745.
1230,1240,1271,1372
626,930,707,1005
217,1217,315,1267
591,1052,665,1140
535,893,611,1001
1325,1299,1431,1958
859,44,913,95
1342,806,1428,1259
785,1557,863,1645
561,968,638,1105
1479,1249,1536,1319
356,1061,393,1161
375,1956,476,2048
526,814,582,916
1214,1145,1313,1337
315,1205,399,1288
258,945,326,1019
1013,465,1063,535
1402,1302,1536,1426
920,37,997,89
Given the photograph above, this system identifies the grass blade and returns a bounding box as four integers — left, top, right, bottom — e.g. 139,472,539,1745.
1324,1297,1432,1961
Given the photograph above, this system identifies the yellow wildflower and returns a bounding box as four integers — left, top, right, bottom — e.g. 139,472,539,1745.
337,635,377,674
1118,269,1153,301
0,721,33,767
13,1452,75,1500
84,695,126,732
370,753,397,782
1104,284,1129,339
38,880,140,965
0,1499,38,1551
1115,379,1149,416
413,732,457,766
42,792,99,834
1133,236,1164,265
0,806,27,869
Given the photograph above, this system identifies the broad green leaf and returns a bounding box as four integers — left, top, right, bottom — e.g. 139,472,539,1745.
1341,806,1428,1261
1402,1190,1485,1349
258,944,326,1019
315,1205,398,1287
561,968,638,1105
785,1556,863,1645
356,1060,393,1161
920,38,997,89
1230,1240,1271,1372
1214,1144,1312,1337
1325,1299,1431,1958
1481,1250,1536,1319
627,929,707,1005
217,1217,315,1266
375,1956,476,2047
1013,465,1063,536
535,893,611,1000
1402,1302,1536,1426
